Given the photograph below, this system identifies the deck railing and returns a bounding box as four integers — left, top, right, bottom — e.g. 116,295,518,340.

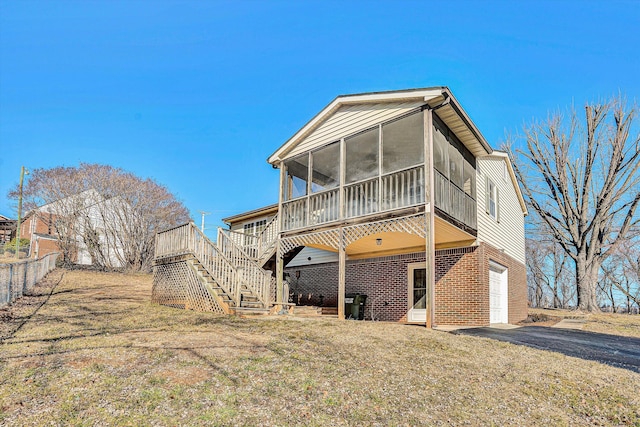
282,198,307,231
310,188,340,225
381,166,425,211
434,169,477,229
281,166,477,232
345,177,379,218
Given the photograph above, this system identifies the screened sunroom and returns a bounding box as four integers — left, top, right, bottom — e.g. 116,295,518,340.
280,109,477,233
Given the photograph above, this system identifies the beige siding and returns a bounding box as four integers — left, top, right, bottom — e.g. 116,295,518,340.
285,101,425,159
286,247,338,267
476,157,526,264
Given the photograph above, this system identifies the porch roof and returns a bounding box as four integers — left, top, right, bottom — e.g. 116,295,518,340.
267,87,493,164
221,203,278,226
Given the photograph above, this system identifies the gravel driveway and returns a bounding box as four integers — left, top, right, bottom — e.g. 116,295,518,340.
455,326,640,373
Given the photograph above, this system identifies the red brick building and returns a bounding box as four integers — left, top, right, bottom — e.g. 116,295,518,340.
17,210,61,258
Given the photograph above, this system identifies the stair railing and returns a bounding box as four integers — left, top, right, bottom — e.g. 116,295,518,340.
256,214,279,264
217,227,272,307
224,229,259,259
155,222,240,306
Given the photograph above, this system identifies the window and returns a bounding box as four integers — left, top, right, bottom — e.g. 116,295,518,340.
486,177,499,221
243,219,267,246
243,219,267,236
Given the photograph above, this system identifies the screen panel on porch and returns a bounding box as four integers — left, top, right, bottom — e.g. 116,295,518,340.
281,110,434,231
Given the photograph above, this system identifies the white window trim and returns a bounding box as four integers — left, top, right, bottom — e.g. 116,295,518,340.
485,176,500,222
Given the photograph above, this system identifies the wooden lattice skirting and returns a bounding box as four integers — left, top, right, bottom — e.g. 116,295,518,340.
152,259,226,314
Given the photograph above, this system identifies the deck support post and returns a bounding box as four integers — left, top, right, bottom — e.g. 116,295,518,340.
276,242,284,313
337,228,346,320
425,107,436,328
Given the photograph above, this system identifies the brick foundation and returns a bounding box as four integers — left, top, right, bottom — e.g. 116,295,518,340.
285,242,527,326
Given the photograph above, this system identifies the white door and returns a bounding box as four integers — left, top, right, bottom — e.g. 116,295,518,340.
489,262,508,324
408,262,427,323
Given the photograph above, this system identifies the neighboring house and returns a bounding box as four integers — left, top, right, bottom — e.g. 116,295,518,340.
19,190,126,267
17,210,60,258
0,215,16,245
154,87,528,327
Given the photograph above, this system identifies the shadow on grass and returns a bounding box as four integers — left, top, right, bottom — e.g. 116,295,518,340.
455,326,640,373
0,271,65,342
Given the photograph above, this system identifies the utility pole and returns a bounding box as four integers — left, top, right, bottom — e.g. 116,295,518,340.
198,211,210,232
15,166,29,259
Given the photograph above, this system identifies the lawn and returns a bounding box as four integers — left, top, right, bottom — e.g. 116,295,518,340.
528,307,640,338
1,270,638,426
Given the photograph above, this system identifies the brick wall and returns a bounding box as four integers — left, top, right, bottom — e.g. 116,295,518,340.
33,237,60,259
287,253,425,322
434,247,486,326
285,243,528,326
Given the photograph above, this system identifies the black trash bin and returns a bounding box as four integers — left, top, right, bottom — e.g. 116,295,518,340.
345,293,367,320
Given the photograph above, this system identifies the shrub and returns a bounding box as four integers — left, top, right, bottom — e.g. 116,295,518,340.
4,238,30,253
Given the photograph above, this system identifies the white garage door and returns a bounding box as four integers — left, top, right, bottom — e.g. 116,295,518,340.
489,263,509,324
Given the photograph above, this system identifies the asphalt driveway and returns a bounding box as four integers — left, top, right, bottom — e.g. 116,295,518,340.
455,326,640,373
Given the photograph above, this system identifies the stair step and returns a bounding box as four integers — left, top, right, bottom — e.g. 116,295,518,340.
235,307,270,316
241,301,265,308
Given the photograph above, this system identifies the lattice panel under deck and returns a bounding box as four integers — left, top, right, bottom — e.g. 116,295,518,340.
280,228,341,254
152,260,226,314
343,213,427,246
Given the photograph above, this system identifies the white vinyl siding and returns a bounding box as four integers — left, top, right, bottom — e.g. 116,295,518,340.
284,101,425,159
229,214,276,234
286,247,338,267
477,157,525,264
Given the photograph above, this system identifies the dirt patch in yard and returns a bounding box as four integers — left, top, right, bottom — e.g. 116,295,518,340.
1,270,639,426
518,312,562,327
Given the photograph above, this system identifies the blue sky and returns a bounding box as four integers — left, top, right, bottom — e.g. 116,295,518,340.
1,0,639,236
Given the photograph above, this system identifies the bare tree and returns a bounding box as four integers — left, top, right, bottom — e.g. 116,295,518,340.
526,234,575,309
604,240,640,314
8,164,190,271
510,97,640,312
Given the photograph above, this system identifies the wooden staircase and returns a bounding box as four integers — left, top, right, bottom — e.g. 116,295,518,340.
154,219,279,315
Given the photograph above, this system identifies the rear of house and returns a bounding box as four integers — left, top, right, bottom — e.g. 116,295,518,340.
154,87,528,327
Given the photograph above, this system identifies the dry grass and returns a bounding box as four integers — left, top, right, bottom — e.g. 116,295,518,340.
529,307,640,338
0,255,24,264
1,270,638,426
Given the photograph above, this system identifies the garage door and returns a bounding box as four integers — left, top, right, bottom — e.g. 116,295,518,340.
489,263,508,324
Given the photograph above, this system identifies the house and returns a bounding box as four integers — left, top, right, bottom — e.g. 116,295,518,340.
0,215,16,245
153,87,528,326
17,210,59,258
18,190,126,267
